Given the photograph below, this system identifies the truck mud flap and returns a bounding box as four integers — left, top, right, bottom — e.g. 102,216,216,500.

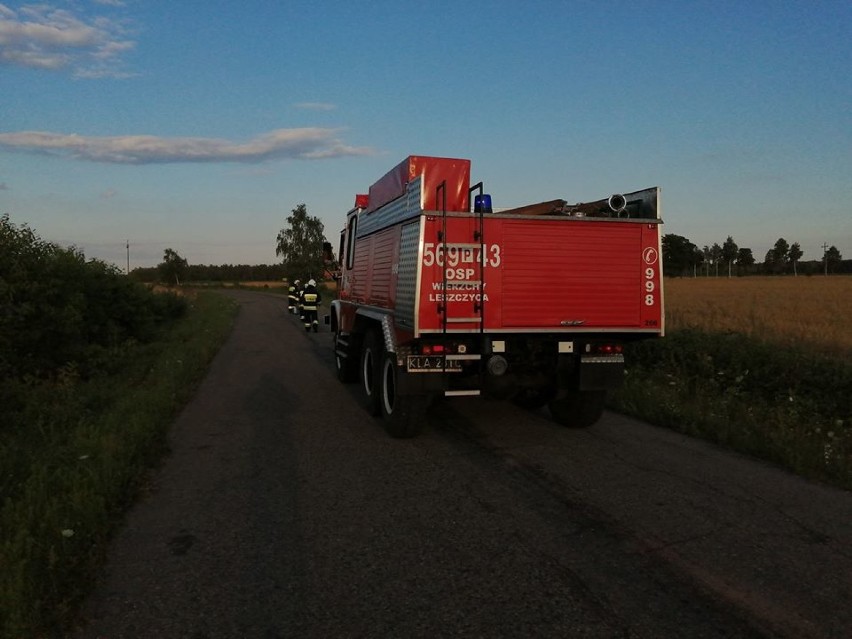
578,355,625,391
395,368,446,395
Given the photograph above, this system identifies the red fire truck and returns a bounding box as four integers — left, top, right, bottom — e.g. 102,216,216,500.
329,156,663,437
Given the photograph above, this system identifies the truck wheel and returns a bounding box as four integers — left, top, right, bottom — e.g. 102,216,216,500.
548,390,606,428
513,387,556,410
334,331,358,383
360,331,382,416
379,352,427,438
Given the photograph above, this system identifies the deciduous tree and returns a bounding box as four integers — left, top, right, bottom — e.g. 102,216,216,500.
788,242,803,276
825,245,842,274
275,203,327,283
662,234,698,277
736,248,755,275
721,236,738,278
772,238,790,273
159,248,188,286
692,245,704,277
763,249,776,274
710,243,723,277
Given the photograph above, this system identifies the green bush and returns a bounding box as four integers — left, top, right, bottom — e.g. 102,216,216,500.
1,214,187,426
612,329,852,488
0,215,240,636
0,291,238,638
622,329,851,421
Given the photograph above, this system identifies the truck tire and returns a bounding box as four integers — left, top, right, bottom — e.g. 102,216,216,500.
378,352,427,438
334,331,358,383
548,390,606,428
360,331,382,416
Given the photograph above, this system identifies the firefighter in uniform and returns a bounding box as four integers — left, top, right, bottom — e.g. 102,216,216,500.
295,279,305,317
295,279,306,320
300,279,321,332
287,279,300,314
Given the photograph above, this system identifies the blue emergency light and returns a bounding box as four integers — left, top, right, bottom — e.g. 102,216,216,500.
474,194,492,213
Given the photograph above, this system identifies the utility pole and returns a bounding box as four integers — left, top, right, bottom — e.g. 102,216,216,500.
822,242,828,276
126,240,130,275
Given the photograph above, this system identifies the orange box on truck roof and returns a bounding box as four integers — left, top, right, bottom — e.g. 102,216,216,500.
366,156,471,214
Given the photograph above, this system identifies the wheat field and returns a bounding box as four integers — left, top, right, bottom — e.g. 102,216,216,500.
663,276,852,356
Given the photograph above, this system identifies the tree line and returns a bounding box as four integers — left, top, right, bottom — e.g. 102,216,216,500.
132,203,335,286
130,203,850,283
663,234,847,277
132,260,288,285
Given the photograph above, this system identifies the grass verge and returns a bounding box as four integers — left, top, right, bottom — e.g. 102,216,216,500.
610,329,852,490
0,291,239,638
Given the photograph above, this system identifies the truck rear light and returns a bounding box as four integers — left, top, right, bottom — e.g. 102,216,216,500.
589,343,623,355
421,344,447,355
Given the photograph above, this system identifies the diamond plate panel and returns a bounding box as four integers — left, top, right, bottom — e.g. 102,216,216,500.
395,220,420,329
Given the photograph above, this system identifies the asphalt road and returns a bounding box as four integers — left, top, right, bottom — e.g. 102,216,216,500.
74,290,852,639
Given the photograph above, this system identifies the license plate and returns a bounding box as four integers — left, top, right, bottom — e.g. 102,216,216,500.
406,355,463,373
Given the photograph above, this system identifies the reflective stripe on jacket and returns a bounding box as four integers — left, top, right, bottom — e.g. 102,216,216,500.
302,292,318,310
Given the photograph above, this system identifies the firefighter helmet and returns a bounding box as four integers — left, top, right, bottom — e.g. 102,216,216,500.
308,279,316,287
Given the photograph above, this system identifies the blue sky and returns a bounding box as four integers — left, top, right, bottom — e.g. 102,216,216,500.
1,0,850,269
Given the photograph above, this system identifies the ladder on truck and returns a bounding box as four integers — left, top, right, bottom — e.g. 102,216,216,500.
436,180,486,397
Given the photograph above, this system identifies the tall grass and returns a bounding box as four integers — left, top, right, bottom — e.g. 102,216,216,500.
0,291,239,638
611,276,852,489
664,276,852,356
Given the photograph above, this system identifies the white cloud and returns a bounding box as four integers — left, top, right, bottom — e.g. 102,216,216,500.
0,128,376,164
0,2,135,78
